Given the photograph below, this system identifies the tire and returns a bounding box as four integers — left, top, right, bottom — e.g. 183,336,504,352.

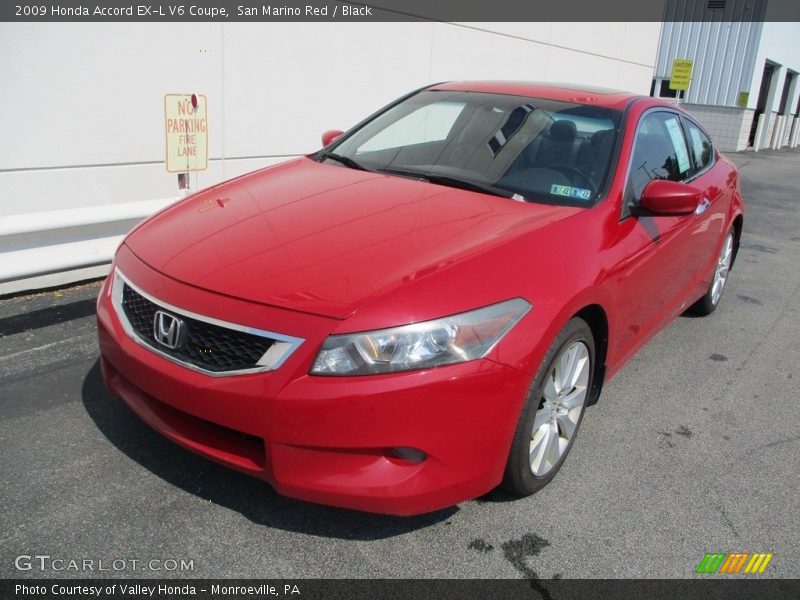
502,317,595,496
689,229,735,317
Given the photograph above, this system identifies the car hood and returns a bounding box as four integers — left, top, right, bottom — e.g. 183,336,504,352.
125,158,580,319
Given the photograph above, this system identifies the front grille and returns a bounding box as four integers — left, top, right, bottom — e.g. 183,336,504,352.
121,284,275,373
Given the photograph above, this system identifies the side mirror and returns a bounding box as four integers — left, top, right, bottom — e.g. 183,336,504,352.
321,130,344,147
640,179,702,215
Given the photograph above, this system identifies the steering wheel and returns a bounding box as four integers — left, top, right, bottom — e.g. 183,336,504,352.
546,165,595,197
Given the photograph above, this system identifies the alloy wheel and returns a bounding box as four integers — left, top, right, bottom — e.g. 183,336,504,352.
530,341,590,476
711,233,734,306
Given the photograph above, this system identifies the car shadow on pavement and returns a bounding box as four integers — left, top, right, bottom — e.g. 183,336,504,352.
81,360,456,540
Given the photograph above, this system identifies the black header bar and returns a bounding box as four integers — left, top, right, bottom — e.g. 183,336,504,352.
3,0,800,22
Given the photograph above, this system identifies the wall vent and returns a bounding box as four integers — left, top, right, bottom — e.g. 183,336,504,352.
707,0,726,10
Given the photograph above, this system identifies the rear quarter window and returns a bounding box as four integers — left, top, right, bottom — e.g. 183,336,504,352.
684,120,714,171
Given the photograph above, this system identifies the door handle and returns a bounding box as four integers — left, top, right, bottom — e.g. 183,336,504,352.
695,197,711,215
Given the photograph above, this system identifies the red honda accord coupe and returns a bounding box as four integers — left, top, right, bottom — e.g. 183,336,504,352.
97,82,744,515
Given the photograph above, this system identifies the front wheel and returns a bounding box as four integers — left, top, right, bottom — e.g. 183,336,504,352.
502,317,595,496
690,230,734,316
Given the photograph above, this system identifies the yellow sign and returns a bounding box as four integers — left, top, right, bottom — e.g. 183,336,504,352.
737,91,750,108
669,59,693,91
164,93,208,173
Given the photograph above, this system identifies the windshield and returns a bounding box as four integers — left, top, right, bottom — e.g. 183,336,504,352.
323,90,622,206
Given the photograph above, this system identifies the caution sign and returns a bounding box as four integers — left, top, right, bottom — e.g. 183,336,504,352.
669,59,693,91
165,93,208,173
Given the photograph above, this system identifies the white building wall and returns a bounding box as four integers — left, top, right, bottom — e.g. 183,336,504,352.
0,22,659,218
746,22,800,112
745,22,800,150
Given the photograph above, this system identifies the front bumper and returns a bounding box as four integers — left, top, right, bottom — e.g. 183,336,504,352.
96,246,531,515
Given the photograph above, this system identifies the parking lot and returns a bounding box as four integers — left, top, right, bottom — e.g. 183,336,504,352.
1,149,798,580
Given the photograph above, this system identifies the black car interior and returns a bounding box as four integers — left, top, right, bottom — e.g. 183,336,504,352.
328,91,621,205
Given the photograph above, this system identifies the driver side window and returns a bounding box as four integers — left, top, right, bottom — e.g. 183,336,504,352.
622,111,693,218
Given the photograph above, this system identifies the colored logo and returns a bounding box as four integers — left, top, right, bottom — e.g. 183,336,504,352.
696,552,773,574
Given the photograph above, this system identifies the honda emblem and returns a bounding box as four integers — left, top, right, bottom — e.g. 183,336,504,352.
153,311,184,350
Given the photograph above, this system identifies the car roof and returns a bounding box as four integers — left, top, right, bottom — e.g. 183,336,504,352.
428,81,642,110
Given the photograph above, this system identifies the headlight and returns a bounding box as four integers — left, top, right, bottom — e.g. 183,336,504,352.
311,298,531,376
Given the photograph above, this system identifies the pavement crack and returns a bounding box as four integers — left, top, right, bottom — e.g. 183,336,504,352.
753,434,800,451
716,504,740,538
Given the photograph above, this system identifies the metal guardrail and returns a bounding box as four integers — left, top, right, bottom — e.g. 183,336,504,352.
0,196,180,285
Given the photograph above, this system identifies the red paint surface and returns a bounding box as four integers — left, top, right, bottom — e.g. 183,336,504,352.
98,84,744,515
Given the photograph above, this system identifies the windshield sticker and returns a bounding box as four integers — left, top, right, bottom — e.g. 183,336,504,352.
665,118,691,174
550,184,591,200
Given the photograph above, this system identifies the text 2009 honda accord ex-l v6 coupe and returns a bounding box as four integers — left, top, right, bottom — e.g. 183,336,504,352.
97,82,744,515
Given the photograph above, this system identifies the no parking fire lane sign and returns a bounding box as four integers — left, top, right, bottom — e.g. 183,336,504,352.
165,93,208,173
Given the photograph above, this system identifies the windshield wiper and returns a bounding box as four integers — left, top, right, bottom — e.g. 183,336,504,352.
417,173,516,200
319,152,372,172
323,159,518,201
377,167,515,199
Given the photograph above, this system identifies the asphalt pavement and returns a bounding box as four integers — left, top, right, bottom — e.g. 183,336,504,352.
1,149,798,580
